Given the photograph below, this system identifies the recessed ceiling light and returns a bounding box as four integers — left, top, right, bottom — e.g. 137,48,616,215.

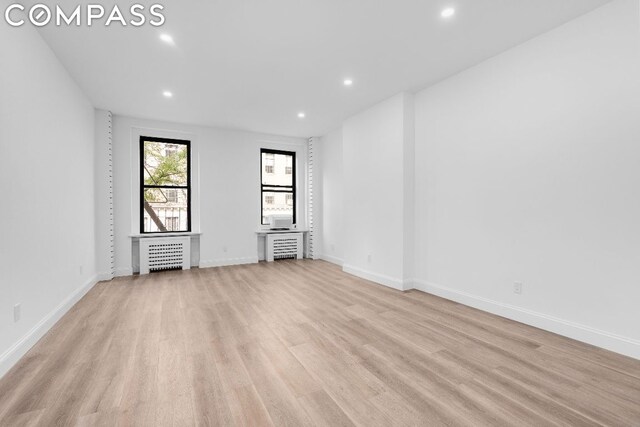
344,79,353,86
163,91,173,98
298,112,305,118
441,7,455,18
159,34,174,45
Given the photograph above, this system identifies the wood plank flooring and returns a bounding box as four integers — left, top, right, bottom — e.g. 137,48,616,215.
0,260,639,426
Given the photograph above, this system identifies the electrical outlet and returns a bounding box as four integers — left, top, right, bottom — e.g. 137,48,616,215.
79,265,83,275
222,246,228,253
514,281,523,295
367,254,372,263
330,244,335,252
14,304,21,322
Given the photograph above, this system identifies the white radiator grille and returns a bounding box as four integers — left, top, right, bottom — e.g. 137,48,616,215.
267,233,303,262
140,237,191,274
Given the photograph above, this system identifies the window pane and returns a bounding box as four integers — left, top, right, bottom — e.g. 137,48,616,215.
143,141,188,186
262,152,293,186
262,191,293,223
143,188,189,232
165,188,178,203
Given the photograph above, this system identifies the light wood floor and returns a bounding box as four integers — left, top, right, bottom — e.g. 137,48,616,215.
0,260,639,426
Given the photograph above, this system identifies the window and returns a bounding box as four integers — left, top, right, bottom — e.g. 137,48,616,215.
140,136,191,233
165,216,180,231
264,153,275,174
261,149,295,224
165,189,178,203
164,145,179,157
285,156,292,174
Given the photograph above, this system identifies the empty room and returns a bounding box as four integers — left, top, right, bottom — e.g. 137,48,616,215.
1,0,639,425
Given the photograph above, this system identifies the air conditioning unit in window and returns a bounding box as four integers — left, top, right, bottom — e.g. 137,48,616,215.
268,215,293,230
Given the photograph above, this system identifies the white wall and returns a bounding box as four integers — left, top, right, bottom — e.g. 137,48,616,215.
0,24,97,377
341,93,415,290
111,116,308,274
413,0,640,357
402,95,415,285
319,128,344,265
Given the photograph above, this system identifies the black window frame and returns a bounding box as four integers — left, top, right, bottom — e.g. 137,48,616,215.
140,136,191,234
260,148,296,225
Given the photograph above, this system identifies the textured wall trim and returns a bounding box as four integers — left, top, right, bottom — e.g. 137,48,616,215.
307,137,320,259
106,111,115,279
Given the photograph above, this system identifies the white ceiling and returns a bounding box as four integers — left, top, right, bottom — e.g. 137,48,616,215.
35,0,611,138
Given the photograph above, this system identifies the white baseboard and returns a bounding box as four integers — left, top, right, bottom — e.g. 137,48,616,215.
343,264,412,291
0,275,100,380
96,272,114,282
320,254,344,267
200,256,259,269
115,268,133,277
413,280,640,360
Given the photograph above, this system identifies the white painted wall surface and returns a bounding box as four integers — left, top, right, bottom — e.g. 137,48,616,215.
342,93,414,289
0,24,97,377
401,94,415,284
111,116,307,274
413,0,640,356
319,128,344,265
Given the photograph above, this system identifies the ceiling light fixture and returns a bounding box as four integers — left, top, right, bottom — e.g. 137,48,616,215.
159,33,174,45
344,79,353,86
163,91,173,98
441,7,455,18
298,112,305,118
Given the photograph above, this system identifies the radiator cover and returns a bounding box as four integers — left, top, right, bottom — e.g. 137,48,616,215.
266,233,303,262
140,236,191,274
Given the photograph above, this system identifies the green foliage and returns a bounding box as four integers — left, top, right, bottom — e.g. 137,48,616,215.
143,142,187,202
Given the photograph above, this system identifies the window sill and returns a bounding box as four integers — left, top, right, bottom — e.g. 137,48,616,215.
256,229,308,235
129,232,202,238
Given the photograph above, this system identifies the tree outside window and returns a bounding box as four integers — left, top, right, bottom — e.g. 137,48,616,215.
140,137,191,233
